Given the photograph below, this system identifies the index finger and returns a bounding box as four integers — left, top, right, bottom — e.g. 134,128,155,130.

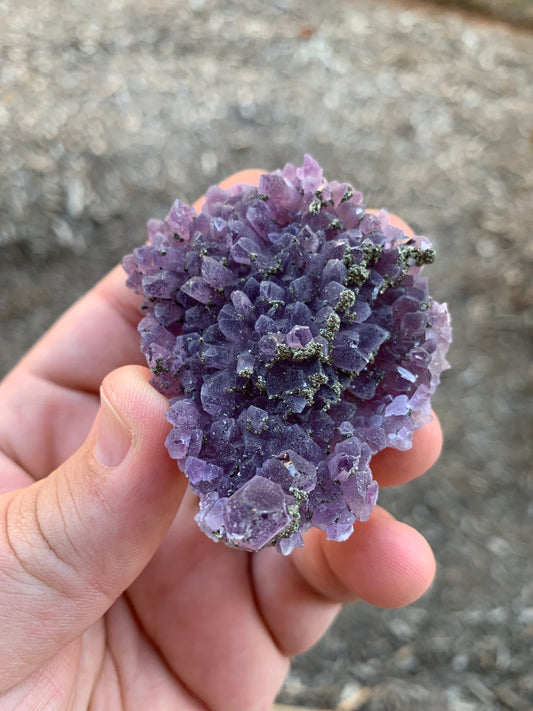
13,264,146,393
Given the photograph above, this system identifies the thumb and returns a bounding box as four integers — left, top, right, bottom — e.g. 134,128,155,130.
0,365,184,691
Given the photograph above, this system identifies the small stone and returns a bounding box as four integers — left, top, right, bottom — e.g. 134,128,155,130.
123,155,451,553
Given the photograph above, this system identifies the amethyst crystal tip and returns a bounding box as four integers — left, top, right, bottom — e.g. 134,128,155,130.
123,155,451,555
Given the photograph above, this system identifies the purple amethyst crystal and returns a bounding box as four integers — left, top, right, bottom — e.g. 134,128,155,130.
123,155,451,554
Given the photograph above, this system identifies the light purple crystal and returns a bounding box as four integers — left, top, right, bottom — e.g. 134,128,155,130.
123,155,452,555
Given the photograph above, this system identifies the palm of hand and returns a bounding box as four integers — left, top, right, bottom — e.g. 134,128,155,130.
0,175,440,711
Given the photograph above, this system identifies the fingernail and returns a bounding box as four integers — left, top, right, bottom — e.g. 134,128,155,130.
95,389,132,467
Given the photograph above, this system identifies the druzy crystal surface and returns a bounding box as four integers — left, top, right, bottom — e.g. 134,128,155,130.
123,156,451,554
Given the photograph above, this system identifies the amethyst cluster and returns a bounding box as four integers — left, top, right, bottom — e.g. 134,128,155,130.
123,156,451,555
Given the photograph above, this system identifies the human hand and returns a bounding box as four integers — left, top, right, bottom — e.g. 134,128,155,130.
0,171,442,710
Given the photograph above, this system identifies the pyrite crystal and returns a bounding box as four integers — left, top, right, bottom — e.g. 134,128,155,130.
123,156,451,554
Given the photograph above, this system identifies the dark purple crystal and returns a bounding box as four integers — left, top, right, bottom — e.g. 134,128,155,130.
123,155,451,554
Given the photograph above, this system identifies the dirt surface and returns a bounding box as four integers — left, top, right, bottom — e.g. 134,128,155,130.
1,1,532,709
400,0,533,30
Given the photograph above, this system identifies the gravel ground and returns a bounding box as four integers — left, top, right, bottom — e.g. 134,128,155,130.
1,1,532,709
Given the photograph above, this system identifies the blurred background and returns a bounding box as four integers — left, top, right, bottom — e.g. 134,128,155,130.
1,0,532,709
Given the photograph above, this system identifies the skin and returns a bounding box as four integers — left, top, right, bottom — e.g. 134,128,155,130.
0,170,442,711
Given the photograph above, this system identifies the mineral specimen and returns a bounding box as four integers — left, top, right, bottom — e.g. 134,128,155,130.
123,155,451,554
